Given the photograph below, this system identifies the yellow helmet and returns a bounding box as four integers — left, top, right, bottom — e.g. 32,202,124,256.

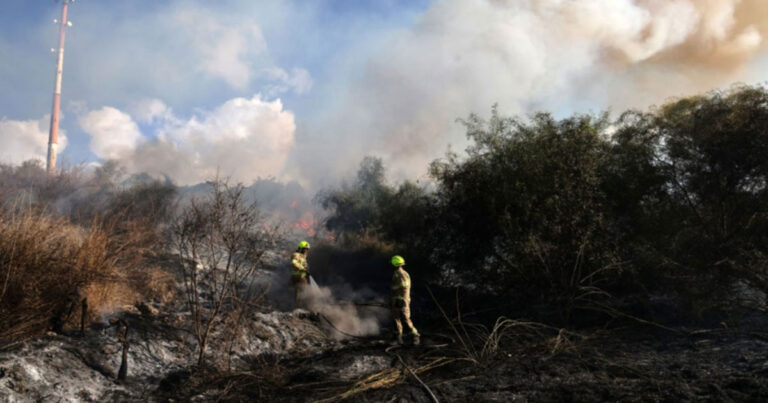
298,240,310,249
391,255,405,267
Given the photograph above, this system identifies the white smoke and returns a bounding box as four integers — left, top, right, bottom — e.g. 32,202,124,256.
0,116,67,165
173,8,269,90
79,107,144,160
34,0,767,186
129,98,174,125
78,95,296,185
260,67,314,96
293,0,768,183
299,284,381,340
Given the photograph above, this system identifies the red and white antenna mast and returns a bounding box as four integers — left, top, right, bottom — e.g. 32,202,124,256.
46,0,74,175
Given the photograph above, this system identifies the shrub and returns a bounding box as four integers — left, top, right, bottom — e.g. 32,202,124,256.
170,178,281,367
429,109,625,320
318,86,768,325
0,209,151,342
318,157,435,280
614,86,768,318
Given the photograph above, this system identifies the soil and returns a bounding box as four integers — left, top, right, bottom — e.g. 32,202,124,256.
1,266,765,403
156,326,768,402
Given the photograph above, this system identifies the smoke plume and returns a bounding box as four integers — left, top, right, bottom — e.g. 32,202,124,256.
294,0,768,183
300,284,381,340
79,95,296,185
47,0,768,188
0,116,67,165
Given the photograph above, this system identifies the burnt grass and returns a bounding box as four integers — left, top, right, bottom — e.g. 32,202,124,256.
155,325,768,402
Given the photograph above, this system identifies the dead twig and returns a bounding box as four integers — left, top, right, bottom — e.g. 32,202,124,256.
393,352,439,403
314,357,453,402
588,302,682,334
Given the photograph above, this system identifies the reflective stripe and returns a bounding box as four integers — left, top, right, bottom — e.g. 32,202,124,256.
291,252,308,277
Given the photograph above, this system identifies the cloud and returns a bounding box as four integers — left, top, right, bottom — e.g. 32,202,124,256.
261,67,314,95
0,116,67,165
79,107,144,160
79,95,296,185
173,8,268,89
51,2,311,110
292,0,768,183
129,99,174,124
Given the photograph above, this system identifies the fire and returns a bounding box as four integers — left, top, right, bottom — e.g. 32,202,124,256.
292,211,316,236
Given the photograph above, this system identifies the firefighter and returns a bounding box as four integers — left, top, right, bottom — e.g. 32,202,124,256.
291,240,311,307
390,255,420,345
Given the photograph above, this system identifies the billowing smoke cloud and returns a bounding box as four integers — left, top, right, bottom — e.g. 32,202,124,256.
294,0,768,183
79,107,144,160
173,8,268,90
0,116,67,165
79,95,296,185
300,284,381,340
260,67,314,96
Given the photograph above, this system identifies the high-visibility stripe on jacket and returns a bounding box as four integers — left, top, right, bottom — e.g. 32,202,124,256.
391,268,411,301
291,252,308,278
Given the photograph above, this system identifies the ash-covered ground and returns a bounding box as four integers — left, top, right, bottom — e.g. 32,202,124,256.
0,256,766,402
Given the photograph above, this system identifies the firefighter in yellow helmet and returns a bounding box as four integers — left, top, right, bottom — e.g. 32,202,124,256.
390,255,420,345
291,241,310,307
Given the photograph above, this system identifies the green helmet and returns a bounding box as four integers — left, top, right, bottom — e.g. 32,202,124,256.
298,240,310,249
391,255,405,267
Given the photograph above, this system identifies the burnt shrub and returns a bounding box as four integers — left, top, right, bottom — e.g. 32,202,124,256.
170,178,281,367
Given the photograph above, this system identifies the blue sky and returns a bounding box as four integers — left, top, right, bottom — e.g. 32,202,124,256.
0,1,429,168
0,0,429,112
1,0,766,186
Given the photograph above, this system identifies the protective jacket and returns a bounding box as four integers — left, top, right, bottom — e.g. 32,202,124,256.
391,267,411,304
391,267,418,338
291,252,309,282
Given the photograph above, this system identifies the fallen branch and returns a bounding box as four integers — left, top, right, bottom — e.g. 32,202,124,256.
588,303,682,334
393,352,439,403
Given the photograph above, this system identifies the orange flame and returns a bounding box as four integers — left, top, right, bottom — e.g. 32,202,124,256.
292,211,316,236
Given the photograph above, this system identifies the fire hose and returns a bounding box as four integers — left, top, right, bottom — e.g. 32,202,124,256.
308,276,447,402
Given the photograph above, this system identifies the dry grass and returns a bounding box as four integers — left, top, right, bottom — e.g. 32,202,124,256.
130,267,178,304
426,287,584,365
314,357,453,403
81,281,141,319
0,208,172,343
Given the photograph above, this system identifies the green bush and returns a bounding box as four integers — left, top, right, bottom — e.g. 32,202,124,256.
318,157,435,279
318,86,768,324
429,109,624,320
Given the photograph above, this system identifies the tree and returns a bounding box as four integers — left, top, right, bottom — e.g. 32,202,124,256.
628,86,768,315
429,108,624,320
318,157,435,280
171,179,280,367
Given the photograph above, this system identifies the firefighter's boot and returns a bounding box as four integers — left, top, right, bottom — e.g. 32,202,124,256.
396,334,404,345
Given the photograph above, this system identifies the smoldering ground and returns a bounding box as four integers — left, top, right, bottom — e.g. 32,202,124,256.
300,284,383,340
262,248,389,341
